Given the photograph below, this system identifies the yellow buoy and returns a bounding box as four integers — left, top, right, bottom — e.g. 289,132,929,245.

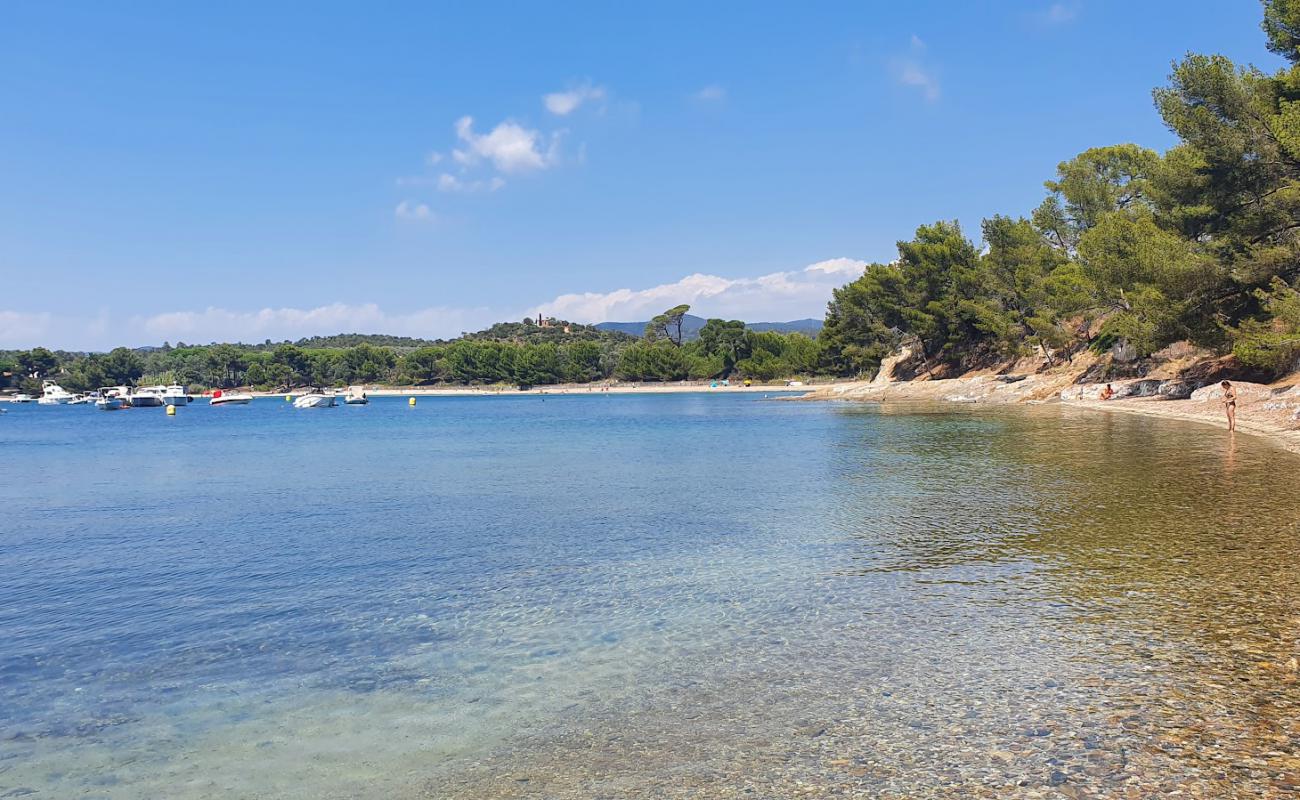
285,394,292,402
409,396,417,406
166,405,176,416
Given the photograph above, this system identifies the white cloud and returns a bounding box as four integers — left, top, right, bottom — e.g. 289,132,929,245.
426,151,444,165
543,82,607,116
452,116,557,174
437,173,505,193
0,304,503,350
803,257,870,276
692,84,726,102
0,259,875,351
134,303,497,344
394,200,435,222
532,258,868,323
1035,2,1079,25
0,310,55,348
893,35,940,102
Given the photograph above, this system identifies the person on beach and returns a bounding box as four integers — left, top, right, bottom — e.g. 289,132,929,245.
1100,383,1115,401
1221,380,1236,432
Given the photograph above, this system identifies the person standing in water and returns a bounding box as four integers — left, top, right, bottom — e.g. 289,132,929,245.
1221,380,1237,432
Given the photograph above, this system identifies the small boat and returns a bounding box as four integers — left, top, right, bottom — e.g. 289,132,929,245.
68,393,95,405
96,387,130,410
9,393,34,403
161,385,192,406
130,386,165,408
344,386,369,405
210,389,252,406
38,380,78,404
294,388,337,408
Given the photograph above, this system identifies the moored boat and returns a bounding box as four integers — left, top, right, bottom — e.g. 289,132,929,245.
294,388,337,408
210,389,253,406
94,387,128,411
130,386,165,408
9,393,34,403
95,386,131,410
344,386,368,405
38,380,78,404
161,385,192,406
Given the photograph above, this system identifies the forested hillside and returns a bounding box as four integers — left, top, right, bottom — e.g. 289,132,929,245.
0,310,819,391
819,1,1300,380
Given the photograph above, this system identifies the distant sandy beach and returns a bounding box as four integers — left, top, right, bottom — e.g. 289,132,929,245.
239,382,808,399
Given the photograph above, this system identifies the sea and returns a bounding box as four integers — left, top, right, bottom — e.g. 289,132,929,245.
2,392,1299,798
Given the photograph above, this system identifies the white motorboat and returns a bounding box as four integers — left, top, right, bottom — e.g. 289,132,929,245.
95,387,128,411
38,380,78,404
294,389,337,408
68,393,95,405
344,386,368,405
130,386,165,408
9,393,34,403
161,384,192,406
210,389,252,406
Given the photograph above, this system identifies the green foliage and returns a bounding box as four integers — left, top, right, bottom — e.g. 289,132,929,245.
645,304,692,345
102,348,145,386
815,3,1300,379
17,347,58,378
1264,0,1300,62
1233,278,1300,369
616,340,688,381
466,318,633,346
1032,144,1160,251
1075,211,1222,353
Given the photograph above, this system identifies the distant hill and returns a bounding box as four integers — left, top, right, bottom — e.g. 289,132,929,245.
465,319,636,344
595,314,822,339
292,333,446,350
746,318,823,335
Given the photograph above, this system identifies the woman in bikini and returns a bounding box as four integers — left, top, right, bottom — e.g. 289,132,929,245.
1221,380,1236,432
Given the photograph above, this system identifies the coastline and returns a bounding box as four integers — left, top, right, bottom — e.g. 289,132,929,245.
795,373,1300,456
1063,395,1300,455
235,382,807,398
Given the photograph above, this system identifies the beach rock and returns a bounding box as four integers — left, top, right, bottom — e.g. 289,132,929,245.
1060,382,1131,401
1189,381,1272,402
1157,380,1195,399
1126,379,1164,397
871,335,924,384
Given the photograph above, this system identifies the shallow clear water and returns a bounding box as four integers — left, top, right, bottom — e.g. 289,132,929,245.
2,394,1299,798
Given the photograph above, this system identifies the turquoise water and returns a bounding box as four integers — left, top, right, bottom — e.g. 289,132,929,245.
2,394,1299,798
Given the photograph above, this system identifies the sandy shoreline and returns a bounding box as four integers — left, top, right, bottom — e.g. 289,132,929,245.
796,373,1300,456
1064,395,1300,455
234,382,808,398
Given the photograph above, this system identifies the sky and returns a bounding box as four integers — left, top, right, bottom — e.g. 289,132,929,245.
0,1,1283,350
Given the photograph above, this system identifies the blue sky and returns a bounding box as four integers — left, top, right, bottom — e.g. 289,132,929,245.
0,1,1281,349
